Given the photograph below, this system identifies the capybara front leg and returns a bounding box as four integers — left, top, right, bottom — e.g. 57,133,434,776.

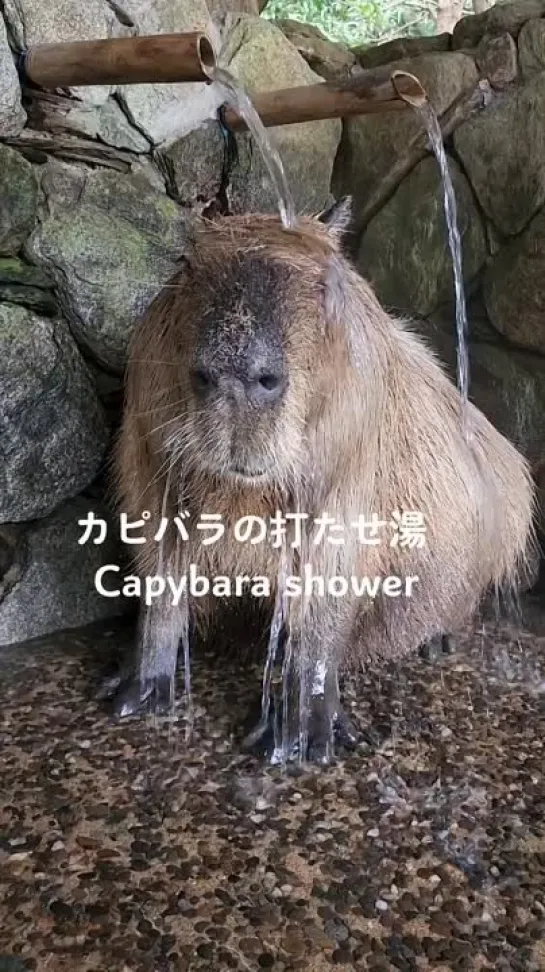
99,600,185,717
243,654,360,765
305,663,360,764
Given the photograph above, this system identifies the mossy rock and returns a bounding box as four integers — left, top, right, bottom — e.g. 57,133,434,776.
357,155,486,318
0,305,109,522
26,169,187,370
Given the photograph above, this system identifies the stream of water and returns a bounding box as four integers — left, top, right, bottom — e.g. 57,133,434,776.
414,100,472,435
205,65,297,230
244,553,289,755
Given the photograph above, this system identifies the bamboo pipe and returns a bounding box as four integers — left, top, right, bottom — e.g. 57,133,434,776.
18,32,216,88
16,33,428,129
221,67,428,130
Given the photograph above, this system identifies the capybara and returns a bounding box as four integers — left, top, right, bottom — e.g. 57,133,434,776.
101,199,536,762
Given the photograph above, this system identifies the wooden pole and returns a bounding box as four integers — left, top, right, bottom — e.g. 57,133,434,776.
222,68,427,130
19,32,216,88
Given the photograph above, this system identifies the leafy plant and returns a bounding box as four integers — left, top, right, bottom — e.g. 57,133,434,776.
262,0,473,47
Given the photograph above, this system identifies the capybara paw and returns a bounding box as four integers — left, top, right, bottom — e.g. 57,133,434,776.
98,672,174,718
307,708,361,765
419,633,455,662
242,699,361,766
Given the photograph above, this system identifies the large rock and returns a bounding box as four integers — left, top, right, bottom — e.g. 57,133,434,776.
454,73,545,237
159,121,225,206
355,32,451,70
0,16,26,136
468,342,545,466
357,155,486,317
26,165,188,370
2,0,123,107
484,208,545,355
222,15,341,217
2,0,144,150
412,312,545,467
424,293,506,350
332,52,478,221
518,17,545,77
475,31,518,89
452,0,545,49
112,0,222,146
274,19,358,81
0,146,38,256
0,499,129,647
0,306,109,523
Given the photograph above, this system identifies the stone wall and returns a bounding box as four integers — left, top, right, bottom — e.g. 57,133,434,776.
0,0,543,645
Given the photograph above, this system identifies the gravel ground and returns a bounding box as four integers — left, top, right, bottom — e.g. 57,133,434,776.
1,597,545,972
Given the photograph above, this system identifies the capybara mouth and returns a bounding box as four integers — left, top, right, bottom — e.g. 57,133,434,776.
229,466,267,483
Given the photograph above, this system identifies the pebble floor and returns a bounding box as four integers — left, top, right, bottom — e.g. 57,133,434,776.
1,600,545,972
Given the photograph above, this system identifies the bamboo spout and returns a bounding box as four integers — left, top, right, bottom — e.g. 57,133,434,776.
221,66,428,131
390,69,428,108
19,32,216,88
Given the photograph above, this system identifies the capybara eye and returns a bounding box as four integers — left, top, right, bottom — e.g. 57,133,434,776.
191,368,212,392
258,373,281,391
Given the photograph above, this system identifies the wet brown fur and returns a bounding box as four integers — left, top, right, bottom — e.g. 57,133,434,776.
115,210,536,681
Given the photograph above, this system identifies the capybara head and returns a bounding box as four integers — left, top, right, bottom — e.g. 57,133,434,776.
154,199,354,493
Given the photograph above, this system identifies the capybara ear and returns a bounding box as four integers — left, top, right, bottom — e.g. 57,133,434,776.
317,196,353,241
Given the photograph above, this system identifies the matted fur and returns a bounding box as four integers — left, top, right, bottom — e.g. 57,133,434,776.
115,210,536,680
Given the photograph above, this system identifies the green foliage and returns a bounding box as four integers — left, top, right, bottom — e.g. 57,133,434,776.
263,0,441,47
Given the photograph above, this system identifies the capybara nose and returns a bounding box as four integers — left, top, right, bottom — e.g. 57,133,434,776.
190,365,286,408
243,369,286,407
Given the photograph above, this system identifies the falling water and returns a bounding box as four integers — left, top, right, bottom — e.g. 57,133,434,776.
180,592,193,741
415,101,472,435
204,64,297,230
244,556,289,754
173,528,193,740
296,530,313,766
280,624,296,764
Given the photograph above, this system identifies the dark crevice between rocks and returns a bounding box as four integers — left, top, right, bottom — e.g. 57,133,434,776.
103,0,136,29
112,91,153,152
471,326,545,362
4,132,137,172
0,1,25,54
448,134,499,262
152,149,180,205
203,115,239,219
0,255,57,316
80,454,119,516
0,525,28,605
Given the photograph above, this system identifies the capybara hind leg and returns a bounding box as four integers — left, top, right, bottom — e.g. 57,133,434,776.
100,601,184,717
419,633,456,662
